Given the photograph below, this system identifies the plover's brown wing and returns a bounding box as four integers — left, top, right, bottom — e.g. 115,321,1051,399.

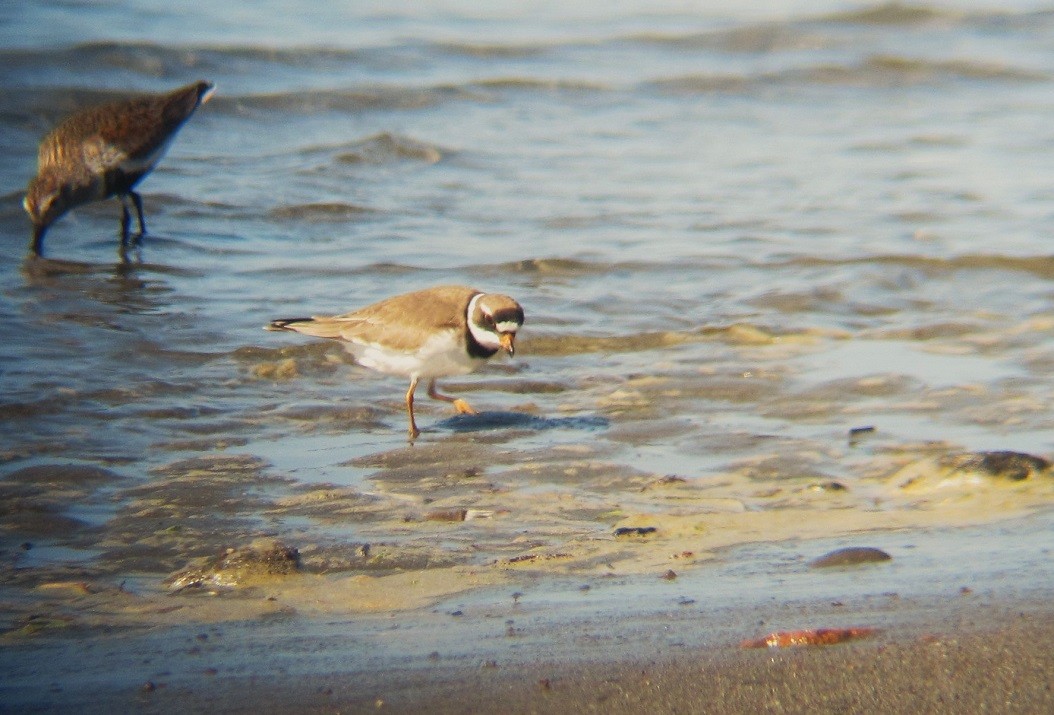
269,286,478,351
268,312,447,351
330,285,478,352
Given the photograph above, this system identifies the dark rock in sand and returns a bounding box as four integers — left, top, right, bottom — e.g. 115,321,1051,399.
945,451,1051,481
167,541,301,592
848,425,876,443
614,526,657,538
810,546,892,569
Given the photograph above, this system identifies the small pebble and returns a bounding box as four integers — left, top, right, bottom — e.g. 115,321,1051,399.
849,425,876,444
425,508,468,522
614,526,657,538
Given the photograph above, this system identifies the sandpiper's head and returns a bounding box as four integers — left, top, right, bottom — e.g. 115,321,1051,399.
23,171,67,233
24,169,97,253
468,293,524,356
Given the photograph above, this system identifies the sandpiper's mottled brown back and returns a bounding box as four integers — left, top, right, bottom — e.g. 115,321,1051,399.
24,80,214,257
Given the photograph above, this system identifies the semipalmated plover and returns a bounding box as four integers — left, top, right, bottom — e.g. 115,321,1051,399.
23,80,215,256
267,285,524,439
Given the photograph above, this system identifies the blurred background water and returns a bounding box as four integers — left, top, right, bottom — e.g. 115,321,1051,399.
2,1,1054,583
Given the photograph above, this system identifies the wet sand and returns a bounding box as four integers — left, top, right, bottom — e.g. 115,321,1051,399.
3,588,1052,713
3,509,1053,714
3,448,1054,715
173,604,1054,715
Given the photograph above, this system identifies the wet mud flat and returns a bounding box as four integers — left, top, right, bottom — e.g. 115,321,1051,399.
1,510,1053,714
2,443,1054,713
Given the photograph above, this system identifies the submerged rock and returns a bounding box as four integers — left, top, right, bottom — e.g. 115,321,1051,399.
167,540,300,593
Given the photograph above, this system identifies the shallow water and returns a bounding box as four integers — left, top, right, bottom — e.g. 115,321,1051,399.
2,0,1054,637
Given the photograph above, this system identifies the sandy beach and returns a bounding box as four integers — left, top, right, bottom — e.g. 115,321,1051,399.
175,604,1054,714
3,508,1054,713
8,606,1054,714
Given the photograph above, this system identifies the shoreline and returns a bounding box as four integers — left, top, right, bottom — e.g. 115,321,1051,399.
3,591,1052,713
233,603,1054,714
3,512,1053,713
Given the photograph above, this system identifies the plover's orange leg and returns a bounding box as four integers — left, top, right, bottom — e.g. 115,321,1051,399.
427,379,477,415
405,377,421,439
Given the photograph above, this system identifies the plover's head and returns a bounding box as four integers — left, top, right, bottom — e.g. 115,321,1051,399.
468,293,525,356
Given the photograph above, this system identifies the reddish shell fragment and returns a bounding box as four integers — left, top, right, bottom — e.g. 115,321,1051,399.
740,626,878,649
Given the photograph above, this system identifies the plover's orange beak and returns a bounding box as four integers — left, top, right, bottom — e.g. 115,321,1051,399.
499,332,516,356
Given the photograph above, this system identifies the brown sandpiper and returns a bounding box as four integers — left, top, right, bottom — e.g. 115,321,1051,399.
23,80,215,257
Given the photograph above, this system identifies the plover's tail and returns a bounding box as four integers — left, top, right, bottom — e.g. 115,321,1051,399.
266,315,349,339
265,317,313,331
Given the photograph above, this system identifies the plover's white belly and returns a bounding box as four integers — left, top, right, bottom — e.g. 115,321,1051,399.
345,329,479,379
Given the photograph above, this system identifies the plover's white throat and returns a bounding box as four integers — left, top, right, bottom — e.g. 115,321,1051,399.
23,80,215,257
267,285,525,439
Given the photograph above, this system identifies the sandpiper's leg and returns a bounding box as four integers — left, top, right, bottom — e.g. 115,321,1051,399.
130,191,147,239
405,376,421,440
117,241,134,265
427,379,477,415
119,198,132,245
30,225,45,257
